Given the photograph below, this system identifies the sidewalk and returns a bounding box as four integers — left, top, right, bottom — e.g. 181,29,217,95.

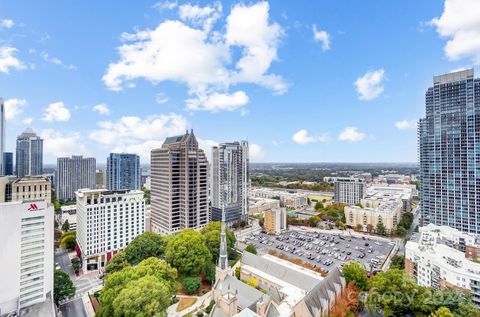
167,291,212,317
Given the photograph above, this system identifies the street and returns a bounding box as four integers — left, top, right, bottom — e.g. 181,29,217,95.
55,248,102,317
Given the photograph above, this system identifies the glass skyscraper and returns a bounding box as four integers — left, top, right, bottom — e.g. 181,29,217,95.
106,153,141,191
3,152,13,175
419,69,480,234
15,128,43,178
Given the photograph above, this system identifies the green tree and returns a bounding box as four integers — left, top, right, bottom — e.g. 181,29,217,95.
458,302,480,317
309,216,320,227
205,262,216,285
314,201,324,211
54,199,62,212
54,270,76,304
143,188,151,205
342,262,368,291
183,276,201,295
62,219,70,232
201,222,235,247
134,257,178,294
61,234,76,251
430,307,454,317
71,257,81,274
235,267,241,280
112,275,171,317
395,226,407,237
246,277,259,289
204,229,221,262
376,222,386,236
245,244,257,255
390,255,405,270
355,224,363,232
124,232,166,265
165,229,211,276
105,252,130,274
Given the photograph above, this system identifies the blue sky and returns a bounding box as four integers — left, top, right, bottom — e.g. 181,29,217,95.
1,0,479,164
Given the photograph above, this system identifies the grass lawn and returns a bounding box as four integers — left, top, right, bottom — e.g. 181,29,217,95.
176,297,197,312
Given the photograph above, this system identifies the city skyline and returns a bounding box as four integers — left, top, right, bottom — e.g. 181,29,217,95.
1,0,478,164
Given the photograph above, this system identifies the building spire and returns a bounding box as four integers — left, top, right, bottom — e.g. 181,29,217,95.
218,195,229,270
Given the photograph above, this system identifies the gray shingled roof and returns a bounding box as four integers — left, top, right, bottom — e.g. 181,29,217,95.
215,275,266,310
241,251,322,292
302,267,346,317
265,303,280,317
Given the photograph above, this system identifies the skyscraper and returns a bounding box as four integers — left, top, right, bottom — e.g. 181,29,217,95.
0,98,5,176
16,128,43,178
3,152,13,175
419,69,480,234
211,141,249,224
56,155,96,201
334,177,365,205
150,130,209,234
106,153,140,191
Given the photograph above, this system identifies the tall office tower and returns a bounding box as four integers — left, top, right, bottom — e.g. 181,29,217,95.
3,152,13,175
419,69,480,234
0,200,54,315
150,130,209,235
334,177,365,205
211,141,249,224
76,189,145,271
95,169,106,189
16,128,43,178
106,153,140,191
0,98,4,176
56,156,96,201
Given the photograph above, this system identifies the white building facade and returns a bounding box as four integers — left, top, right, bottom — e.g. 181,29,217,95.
76,189,145,272
334,177,365,205
0,200,54,314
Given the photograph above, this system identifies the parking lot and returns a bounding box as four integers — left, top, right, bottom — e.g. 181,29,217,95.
246,230,395,274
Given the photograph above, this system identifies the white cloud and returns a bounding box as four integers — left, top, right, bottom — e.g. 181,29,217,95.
178,2,222,32
395,120,417,130
338,127,366,142
89,113,188,161
0,46,25,74
250,143,265,161
41,52,76,70
4,98,27,120
93,103,111,115
430,0,480,63
186,91,249,111
354,69,385,101
292,129,330,145
1,19,14,29
103,1,285,112
312,24,330,51
42,102,71,122
22,117,33,125
153,0,178,11
41,129,89,158
156,93,169,104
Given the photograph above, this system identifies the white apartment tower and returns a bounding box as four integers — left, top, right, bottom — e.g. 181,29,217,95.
211,141,249,225
0,200,54,314
150,130,209,235
75,189,145,271
334,177,365,205
56,155,96,201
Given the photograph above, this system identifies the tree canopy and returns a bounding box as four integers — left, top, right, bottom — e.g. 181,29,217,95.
124,232,166,265
54,270,76,304
342,262,368,291
165,229,211,276
105,251,130,274
245,244,257,255
183,276,201,295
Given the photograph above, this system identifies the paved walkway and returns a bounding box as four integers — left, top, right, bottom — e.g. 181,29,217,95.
167,291,212,317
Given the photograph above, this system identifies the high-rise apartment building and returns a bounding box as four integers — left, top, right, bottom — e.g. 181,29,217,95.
56,156,96,201
0,200,54,315
211,141,249,224
96,169,106,189
334,177,365,205
16,128,43,178
0,98,4,176
419,69,480,233
3,152,13,175
106,153,140,191
150,130,209,235
75,189,145,271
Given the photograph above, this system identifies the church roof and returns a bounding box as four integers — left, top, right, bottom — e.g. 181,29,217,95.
214,275,266,311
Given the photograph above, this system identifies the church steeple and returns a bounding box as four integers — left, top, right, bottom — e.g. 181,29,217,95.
218,204,229,270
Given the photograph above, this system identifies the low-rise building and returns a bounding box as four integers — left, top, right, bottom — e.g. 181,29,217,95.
405,225,480,306
264,208,287,234
249,197,280,214
0,200,54,315
250,188,307,208
76,189,145,272
12,176,52,203
60,205,77,231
